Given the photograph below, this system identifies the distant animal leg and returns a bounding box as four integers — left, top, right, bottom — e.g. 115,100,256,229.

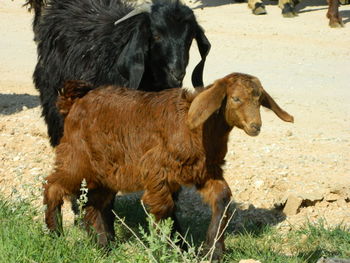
327,0,344,27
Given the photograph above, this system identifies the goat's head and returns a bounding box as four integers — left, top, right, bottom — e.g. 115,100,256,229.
187,73,294,135
114,0,210,90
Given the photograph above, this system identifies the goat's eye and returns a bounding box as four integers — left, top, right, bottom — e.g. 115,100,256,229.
153,34,161,41
232,97,241,103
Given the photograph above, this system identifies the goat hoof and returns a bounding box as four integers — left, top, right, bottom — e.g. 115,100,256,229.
329,21,344,28
282,3,297,17
282,12,297,17
253,3,267,15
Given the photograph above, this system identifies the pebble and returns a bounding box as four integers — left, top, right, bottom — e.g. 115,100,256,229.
286,130,293,136
283,194,303,216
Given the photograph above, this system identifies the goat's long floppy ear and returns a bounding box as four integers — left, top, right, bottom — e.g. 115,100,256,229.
260,88,294,123
187,79,226,129
191,25,211,88
116,24,150,90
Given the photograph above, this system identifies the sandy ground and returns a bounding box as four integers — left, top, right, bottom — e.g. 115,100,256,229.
0,0,349,231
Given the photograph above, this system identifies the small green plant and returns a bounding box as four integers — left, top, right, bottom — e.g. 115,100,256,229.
76,178,89,222
112,200,235,263
113,202,202,263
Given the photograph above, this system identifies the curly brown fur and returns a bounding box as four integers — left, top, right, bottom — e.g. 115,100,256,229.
45,73,293,260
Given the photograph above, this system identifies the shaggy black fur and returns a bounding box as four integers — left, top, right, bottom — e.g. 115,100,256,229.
26,0,211,146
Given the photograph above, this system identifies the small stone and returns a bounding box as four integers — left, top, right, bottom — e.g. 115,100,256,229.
316,201,329,208
254,180,264,188
239,260,262,263
336,199,347,208
286,130,293,136
325,193,342,202
238,191,251,201
300,190,325,202
283,194,303,216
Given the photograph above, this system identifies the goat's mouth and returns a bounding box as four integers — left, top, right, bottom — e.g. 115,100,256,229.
244,129,260,137
243,124,261,137
169,78,182,88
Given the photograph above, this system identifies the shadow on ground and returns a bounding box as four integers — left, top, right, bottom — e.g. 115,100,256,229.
340,10,350,24
113,186,286,244
0,93,40,115
190,0,235,9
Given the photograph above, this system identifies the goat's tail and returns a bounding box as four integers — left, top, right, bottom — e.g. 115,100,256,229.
57,81,95,118
24,0,47,32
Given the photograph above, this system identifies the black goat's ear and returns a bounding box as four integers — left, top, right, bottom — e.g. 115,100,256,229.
187,79,226,130
116,25,150,90
191,25,211,88
260,88,294,123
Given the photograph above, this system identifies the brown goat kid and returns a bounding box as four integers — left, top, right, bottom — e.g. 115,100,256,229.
44,73,293,260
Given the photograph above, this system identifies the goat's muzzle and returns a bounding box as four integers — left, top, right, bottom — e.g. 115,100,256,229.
167,69,185,88
244,123,261,136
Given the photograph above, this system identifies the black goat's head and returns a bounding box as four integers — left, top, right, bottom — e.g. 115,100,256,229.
115,0,210,90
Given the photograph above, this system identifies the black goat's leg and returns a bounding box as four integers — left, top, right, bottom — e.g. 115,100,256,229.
83,189,116,247
170,188,189,250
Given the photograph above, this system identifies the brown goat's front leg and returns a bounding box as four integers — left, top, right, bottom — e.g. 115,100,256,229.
197,178,232,261
142,184,175,221
83,189,116,247
141,164,179,220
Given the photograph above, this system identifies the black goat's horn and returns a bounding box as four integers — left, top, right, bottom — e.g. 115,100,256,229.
114,2,152,25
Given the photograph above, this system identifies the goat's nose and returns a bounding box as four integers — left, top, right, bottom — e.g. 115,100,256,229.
250,123,261,132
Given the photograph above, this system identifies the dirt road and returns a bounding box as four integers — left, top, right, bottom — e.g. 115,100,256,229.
0,0,349,230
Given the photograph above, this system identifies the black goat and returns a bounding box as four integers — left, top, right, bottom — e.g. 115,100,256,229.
25,0,211,146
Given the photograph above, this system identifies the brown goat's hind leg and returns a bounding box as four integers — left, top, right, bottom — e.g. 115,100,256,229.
197,178,232,261
43,181,65,235
83,189,116,247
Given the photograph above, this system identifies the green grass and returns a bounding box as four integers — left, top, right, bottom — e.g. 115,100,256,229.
0,195,349,263
224,221,350,263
